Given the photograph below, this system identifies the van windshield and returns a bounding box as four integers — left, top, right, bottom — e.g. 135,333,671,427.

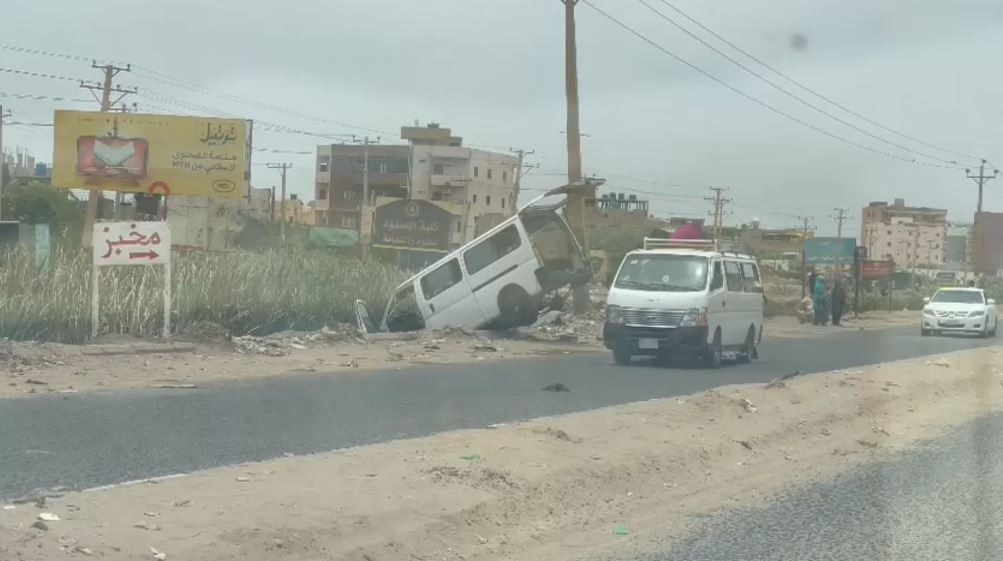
614,254,709,292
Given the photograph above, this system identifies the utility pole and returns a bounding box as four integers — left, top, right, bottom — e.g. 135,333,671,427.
704,187,731,241
561,0,592,313
797,216,816,299
508,148,536,209
266,163,292,242
351,136,380,258
79,62,135,247
831,207,849,238
967,159,999,214
0,105,11,220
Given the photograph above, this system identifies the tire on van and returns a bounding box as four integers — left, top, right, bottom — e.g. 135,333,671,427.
496,284,538,328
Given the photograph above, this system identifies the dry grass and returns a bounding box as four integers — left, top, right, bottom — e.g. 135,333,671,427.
0,247,406,343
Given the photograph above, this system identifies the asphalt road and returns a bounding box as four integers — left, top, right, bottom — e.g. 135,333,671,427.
0,326,997,500
644,410,1003,561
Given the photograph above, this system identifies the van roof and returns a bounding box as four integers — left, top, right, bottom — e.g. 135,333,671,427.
626,248,756,260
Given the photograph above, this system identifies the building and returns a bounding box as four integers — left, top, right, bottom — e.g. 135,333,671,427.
860,198,947,269
313,123,518,248
587,193,668,235
737,223,812,256
944,224,970,271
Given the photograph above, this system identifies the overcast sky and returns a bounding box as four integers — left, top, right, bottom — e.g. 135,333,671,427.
3,0,1002,235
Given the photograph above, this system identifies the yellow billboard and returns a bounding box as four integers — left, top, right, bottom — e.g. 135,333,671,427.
52,110,250,199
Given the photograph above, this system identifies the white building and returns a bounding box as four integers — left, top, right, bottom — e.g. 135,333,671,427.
860,198,948,269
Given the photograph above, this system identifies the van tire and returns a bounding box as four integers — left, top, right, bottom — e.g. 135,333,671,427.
738,326,758,363
497,285,536,328
613,348,632,366
704,329,722,369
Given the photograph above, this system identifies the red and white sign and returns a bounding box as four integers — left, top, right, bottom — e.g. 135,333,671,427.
93,222,170,266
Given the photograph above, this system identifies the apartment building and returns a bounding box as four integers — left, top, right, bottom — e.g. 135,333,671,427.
860,198,947,269
314,124,518,247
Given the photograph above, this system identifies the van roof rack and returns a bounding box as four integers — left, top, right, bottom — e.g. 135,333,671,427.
641,237,752,259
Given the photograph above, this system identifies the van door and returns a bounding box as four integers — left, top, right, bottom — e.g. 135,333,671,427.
740,261,765,341
722,260,746,346
417,257,484,330
706,259,727,346
462,223,538,324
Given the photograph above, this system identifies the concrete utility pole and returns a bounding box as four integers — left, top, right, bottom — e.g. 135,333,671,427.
967,159,999,213
797,216,816,299
351,136,380,259
704,187,731,241
831,207,850,238
0,105,12,220
79,62,135,248
266,163,292,242
561,0,593,313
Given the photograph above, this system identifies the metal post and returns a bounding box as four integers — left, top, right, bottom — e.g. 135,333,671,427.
91,259,100,338
163,261,172,339
0,104,9,219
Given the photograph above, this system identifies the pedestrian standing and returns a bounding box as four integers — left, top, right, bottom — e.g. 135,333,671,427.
807,268,818,296
831,278,846,326
813,275,826,325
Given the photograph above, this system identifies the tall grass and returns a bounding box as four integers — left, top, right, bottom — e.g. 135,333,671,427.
0,247,406,343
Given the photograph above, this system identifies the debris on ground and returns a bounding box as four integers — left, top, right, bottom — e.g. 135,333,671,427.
459,455,481,461
612,525,629,536
231,324,363,356
37,513,60,522
932,357,952,368
472,343,498,353
764,378,786,389
150,547,167,560
739,398,757,413
30,520,48,531
735,439,753,450
856,439,879,448
542,383,570,392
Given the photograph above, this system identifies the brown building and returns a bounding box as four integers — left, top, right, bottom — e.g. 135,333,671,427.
313,144,410,230
972,211,1003,274
587,192,668,235
860,198,947,269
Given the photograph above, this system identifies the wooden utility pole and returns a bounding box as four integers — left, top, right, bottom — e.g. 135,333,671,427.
704,187,731,241
561,0,592,313
351,136,380,258
0,105,11,220
967,159,999,213
831,207,849,238
508,148,536,209
267,163,292,242
79,62,135,248
797,216,816,299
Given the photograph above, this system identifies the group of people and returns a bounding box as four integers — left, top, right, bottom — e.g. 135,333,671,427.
799,269,848,326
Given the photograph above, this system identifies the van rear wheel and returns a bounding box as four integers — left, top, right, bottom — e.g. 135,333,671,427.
613,348,632,365
498,285,536,328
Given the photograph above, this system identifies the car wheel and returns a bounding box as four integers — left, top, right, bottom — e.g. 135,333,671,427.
737,326,757,363
704,330,722,369
497,286,536,328
612,348,632,366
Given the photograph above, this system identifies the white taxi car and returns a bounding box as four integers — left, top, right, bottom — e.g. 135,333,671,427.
921,288,998,337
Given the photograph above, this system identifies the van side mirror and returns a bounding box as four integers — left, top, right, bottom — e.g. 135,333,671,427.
922,297,930,304
989,298,996,305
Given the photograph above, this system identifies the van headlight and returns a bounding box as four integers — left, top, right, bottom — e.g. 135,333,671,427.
680,307,708,327
969,310,985,317
607,305,624,324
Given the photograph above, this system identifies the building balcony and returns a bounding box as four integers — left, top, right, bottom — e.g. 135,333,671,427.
430,174,471,188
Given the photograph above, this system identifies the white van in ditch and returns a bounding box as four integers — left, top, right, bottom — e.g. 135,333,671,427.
356,182,595,334
603,238,764,367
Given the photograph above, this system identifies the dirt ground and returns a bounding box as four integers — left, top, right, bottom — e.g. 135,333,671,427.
0,310,920,398
3,345,1000,561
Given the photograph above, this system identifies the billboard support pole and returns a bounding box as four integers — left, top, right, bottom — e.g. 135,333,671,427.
91,260,100,338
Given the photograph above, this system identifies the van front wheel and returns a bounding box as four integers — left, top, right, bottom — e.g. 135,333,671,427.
704,330,722,369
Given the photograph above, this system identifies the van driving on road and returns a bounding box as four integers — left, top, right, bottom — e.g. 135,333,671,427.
356,182,595,334
604,238,764,367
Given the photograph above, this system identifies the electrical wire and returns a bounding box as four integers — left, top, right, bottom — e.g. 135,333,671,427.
0,90,91,103
0,66,80,82
634,0,964,167
581,1,965,170
651,0,982,163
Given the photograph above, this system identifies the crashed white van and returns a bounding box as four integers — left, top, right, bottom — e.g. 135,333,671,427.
356,182,596,334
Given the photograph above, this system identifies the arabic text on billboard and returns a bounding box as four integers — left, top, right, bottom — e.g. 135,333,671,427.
861,260,893,280
53,111,250,199
804,237,856,265
373,199,452,252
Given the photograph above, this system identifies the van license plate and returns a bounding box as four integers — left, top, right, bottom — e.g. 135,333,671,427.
638,338,660,350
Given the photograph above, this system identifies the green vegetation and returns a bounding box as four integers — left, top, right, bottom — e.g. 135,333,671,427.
0,247,406,343
0,180,84,244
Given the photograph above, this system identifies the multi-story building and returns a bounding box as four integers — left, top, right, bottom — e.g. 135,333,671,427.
313,123,518,247
860,198,947,269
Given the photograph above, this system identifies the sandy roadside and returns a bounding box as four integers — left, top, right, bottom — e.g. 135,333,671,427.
0,312,918,399
2,346,1000,561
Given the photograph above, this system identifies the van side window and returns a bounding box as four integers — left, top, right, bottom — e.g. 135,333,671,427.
741,262,762,293
464,224,521,275
710,261,724,291
724,261,744,292
420,259,462,300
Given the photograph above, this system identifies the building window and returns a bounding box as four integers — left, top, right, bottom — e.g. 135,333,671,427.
503,171,508,183
887,230,892,235
501,197,505,209
340,215,357,229
887,242,891,247
472,194,478,204
486,195,492,206
433,163,445,175
318,187,328,200
487,168,493,180
474,166,479,177
456,221,461,233
318,156,330,172
431,192,443,201
344,189,357,201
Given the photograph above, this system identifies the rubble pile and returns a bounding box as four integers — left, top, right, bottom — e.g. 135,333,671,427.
231,324,364,356
530,287,607,343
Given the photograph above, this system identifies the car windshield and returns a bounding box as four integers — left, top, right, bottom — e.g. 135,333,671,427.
931,290,984,304
614,254,708,291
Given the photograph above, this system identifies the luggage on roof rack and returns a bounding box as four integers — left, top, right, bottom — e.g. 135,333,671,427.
643,237,717,251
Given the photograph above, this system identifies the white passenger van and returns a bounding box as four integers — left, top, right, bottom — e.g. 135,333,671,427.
603,238,764,368
356,182,595,334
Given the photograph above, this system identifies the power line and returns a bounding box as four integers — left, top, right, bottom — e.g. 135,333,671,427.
580,1,965,170
830,207,851,238
0,67,80,82
635,0,963,167
650,0,982,163
0,90,91,103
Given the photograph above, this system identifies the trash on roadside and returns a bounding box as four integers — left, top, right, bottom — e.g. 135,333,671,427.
459,454,481,461
764,378,786,389
341,359,359,368
235,477,251,482
542,383,569,392
30,520,48,531
472,343,498,352
612,525,629,536
1,505,15,510
932,357,951,368
735,440,753,450
37,512,59,521
739,398,757,413
150,547,167,560
74,546,94,556
856,439,878,448
133,521,162,531
173,500,192,508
